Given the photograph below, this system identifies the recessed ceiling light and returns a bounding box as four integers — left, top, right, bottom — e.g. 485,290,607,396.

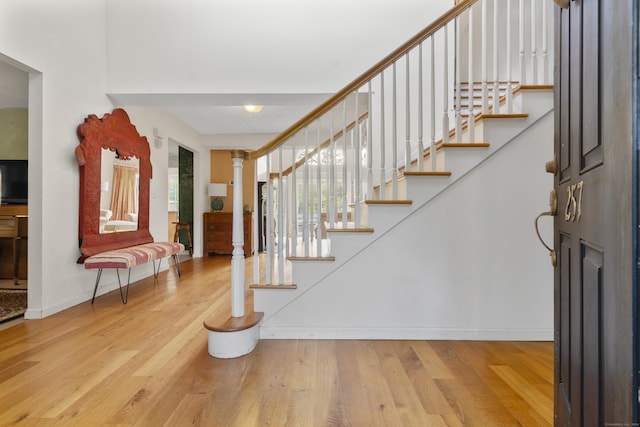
243,105,263,113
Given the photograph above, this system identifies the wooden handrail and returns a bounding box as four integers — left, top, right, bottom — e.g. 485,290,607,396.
245,0,478,161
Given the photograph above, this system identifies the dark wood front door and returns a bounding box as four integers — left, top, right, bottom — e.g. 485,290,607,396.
553,1,637,425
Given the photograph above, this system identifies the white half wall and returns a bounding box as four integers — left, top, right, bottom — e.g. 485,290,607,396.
260,111,554,340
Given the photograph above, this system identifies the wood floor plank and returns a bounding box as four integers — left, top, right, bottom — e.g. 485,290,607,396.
376,341,434,425
0,256,554,426
397,342,462,420
490,365,554,424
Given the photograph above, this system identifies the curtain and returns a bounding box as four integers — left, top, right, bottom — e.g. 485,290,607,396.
110,165,138,221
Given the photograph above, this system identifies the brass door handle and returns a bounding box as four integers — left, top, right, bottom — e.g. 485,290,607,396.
535,189,557,266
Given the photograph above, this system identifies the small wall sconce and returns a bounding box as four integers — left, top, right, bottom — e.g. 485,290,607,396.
208,183,227,211
153,127,164,148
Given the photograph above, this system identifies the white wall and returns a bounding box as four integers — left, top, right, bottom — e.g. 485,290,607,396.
124,107,209,256
105,0,453,94
0,1,211,317
0,0,114,317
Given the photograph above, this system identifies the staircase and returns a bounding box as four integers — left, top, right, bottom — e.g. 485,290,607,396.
205,0,555,357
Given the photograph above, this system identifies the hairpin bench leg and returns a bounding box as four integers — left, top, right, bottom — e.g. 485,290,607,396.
116,268,131,304
173,254,181,277
91,268,104,304
153,259,162,278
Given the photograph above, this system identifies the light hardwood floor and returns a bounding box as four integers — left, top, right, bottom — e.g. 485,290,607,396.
0,256,553,426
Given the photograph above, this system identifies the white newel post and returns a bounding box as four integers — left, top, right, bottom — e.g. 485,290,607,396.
206,149,260,359
230,151,246,317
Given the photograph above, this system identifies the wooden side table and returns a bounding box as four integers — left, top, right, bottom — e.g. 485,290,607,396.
203,212,251,257
0,215,27,284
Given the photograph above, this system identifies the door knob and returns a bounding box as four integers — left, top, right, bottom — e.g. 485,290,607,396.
535,189,557,267
545,157,557,175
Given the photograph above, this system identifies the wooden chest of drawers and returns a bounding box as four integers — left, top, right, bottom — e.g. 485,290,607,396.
203,212,251,256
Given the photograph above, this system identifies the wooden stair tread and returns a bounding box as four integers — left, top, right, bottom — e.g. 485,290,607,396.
518,84,554,90
204,311,264,333
250,284,298,290
441,143,490,148
404,171,452,177
326,227,374,233
287,256,336,262
480,113,528,119
365,200,413,205
203,290,263,333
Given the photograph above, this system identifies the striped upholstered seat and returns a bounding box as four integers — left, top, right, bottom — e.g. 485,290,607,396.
84,241,184,304
84,242,184,270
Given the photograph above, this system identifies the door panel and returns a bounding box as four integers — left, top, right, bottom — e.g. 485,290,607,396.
581,243,602,425
554,0,636,425
559,7,571,181
581,0,601,168
557,233,571,426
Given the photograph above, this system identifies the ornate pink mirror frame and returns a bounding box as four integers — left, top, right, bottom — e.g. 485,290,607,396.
75,108,153,261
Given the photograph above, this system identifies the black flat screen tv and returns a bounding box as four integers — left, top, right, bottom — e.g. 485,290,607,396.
0,160,28,205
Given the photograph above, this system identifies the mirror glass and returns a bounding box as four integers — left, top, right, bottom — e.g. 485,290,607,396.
99,148,139,233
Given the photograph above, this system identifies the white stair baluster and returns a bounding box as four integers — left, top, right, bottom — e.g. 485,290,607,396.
367,81,374,199
442,24,450,145
316,120,322,256
329,109,336,229
531,0,537,85
325,119,331,232
392,62,398,199
419,43,425,169
430,35,437,172
303,128,310,257
542,0,548,84
519,0,525,85
290,137,297,257
455,17,462,143
405,53,411,172
342,100,348,227
506,0,513,113
468,6,476,143
284,172,290,261
278,147,284,284
253,157,259,285
380,72,386,200
493,0,500,113
265,155,273,285
481,0,488,114
354,90,361,229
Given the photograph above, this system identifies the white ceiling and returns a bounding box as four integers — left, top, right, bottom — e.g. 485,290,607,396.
0,61,341,142
108,92,334,135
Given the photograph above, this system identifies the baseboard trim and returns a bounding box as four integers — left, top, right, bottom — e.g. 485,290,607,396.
259,326,553,341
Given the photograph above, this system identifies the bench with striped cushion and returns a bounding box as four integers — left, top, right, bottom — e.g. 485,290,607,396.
84,242,184,304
